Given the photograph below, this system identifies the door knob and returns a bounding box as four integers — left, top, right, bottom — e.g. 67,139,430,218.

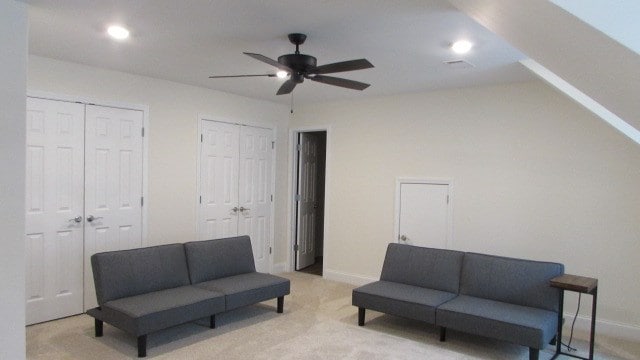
400,235,407,241
239,207,250,212
231,207,239,213
86,215,103,223
69,216,83,223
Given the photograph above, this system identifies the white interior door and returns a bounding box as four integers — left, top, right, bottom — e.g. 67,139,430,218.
199,120,240,240
83,105,143,309
296,133,318,270
198,120,273,272
238,125,273,273
25,98,85,325
397,182,450,249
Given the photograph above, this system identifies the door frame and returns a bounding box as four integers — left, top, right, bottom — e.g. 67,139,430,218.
27,90,150,245
195,114,277,273
288,126,330,273
393,177,454,249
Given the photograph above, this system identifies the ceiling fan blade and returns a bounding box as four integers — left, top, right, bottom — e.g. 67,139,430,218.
244,52,293,72
309,75,370,90
277,80,297,95
310,59,374,74
209,74,276,78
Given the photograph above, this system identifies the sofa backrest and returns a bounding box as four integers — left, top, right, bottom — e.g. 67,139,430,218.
184,235,256,284
460,252,564,311
380,243,465,294
91,243,191,305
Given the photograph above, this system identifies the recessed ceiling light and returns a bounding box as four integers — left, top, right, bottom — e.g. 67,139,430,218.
107,25,130,40
276,70,289,79
451,40,473,54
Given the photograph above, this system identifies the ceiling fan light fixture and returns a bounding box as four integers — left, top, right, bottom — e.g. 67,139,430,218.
451,40,473,54
276,70,289,79
107,25,130,40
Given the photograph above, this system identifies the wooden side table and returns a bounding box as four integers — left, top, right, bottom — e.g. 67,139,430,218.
549,274,598,360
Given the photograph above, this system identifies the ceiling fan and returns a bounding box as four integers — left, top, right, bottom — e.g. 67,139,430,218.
209,33,374,95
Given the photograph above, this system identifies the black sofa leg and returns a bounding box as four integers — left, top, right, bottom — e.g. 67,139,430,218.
210,314,216,329
439,326,446,342
138,335,147,358
95,319,103,337
358,307,365,326
550,335,557,345
529,347,539,360
277,296,284,313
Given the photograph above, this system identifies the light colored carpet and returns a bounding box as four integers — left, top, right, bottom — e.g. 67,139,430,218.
27,272,640,359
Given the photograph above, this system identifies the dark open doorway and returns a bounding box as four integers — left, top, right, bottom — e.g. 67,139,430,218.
294,131,326,276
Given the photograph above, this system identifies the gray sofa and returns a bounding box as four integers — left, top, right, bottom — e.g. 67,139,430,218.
352,243,563,360
87,235,290,357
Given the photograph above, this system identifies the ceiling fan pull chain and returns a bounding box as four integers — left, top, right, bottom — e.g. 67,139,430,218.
290,92,294,114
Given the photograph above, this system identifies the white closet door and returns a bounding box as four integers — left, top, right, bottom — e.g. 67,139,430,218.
83,105,143,309
25,98,85,325
397,182,450,249
199,120,240,240
295,132,318,270
238,125,273,273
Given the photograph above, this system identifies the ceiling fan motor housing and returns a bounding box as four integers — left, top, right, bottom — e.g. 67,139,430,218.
278,54,317,83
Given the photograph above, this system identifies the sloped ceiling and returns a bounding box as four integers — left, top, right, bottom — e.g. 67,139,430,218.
448,0,640,141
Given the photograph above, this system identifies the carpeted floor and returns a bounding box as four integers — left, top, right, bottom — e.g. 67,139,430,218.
26,272,640,359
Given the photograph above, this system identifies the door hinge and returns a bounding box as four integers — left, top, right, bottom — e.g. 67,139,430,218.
141,197,144,206
296,143,301,151
295,194,301,201
199,196,202,204
271,194,273,202
294,244,299,251
446,195,450,204
272,141,275,149
141,127,145,137
269,247,272,254
200,134,203,142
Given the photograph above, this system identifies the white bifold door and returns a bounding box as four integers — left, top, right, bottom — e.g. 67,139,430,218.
25,97,143,324
198,120,273,273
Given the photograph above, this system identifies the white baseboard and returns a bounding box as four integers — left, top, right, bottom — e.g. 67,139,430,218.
323,268,377,286
322,269,640,342
271,262,287,274
565,313,640,342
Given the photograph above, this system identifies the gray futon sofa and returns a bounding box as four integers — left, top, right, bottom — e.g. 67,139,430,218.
352,243,564,360
87,235,290,357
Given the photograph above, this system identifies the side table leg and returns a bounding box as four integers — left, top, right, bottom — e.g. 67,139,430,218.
589,289,597,360
556,290,564,356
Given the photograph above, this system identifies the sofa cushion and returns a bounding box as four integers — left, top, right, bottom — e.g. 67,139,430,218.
184,236,256,283
352,280,458,324
459,253,564,312
98,285,225,336
436,295,558,349
380,243,465,294
91,243,191,305
195,272,290,310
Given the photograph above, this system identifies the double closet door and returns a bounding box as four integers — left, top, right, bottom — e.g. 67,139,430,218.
25,97,143,324
198,120,273,273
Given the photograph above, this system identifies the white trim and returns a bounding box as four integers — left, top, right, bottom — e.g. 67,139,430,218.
393,177,454,249
26,90,150,245
195,115,276,273
563,313,640,343
520,58,640,145
323,269,377,286
287,126,331,272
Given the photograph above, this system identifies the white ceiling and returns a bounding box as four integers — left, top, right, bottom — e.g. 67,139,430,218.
25,0,534,105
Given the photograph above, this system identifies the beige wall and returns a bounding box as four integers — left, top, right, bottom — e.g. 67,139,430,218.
0,1,27,358
27,56,290,253
292,81,640,333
